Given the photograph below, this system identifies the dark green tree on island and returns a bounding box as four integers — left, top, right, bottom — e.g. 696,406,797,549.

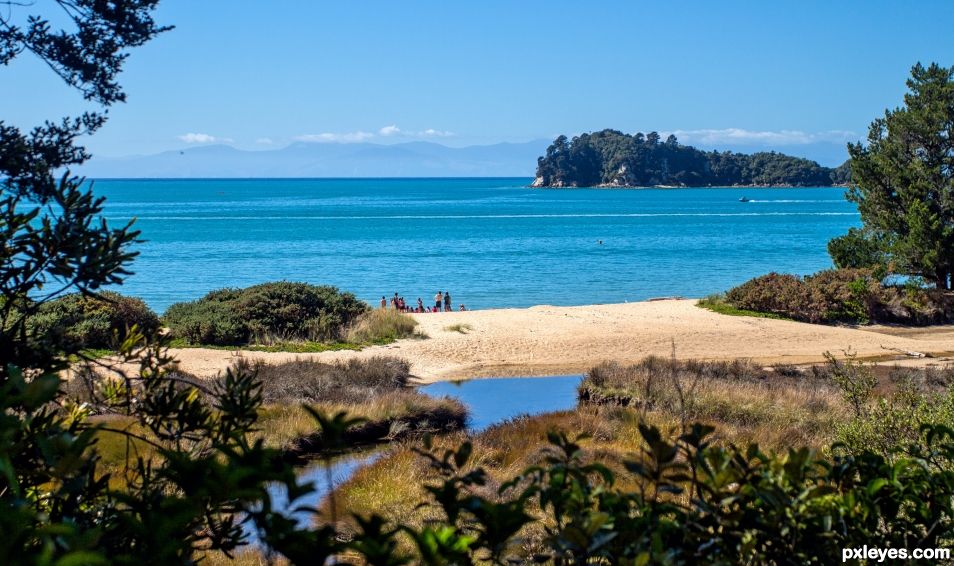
829,62,954,289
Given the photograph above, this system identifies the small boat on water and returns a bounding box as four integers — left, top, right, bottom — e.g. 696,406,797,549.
739,196,750,203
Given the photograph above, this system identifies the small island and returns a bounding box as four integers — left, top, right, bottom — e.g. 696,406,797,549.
532,129,850,188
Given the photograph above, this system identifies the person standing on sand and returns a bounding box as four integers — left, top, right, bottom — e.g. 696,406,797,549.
417,298,424,312
444,291,452,312
380,296,387,309
435,291,443,312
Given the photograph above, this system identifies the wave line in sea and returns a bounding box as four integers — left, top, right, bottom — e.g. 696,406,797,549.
112,212,859,221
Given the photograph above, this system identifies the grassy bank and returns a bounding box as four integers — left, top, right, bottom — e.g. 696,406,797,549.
324,355,954,546
578,356,845,449
235,356,466,457
80,356,467,475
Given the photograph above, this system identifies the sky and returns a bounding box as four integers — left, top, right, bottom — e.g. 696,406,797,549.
6,0,954,160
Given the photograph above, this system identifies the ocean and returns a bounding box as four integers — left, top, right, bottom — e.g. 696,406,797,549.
92,178,860,313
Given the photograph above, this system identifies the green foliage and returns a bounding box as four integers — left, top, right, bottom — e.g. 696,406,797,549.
0,1,169,199
163,281,369,345
27,291,160,351
824,350,878,417
827,226,890,274
835,363,954,460
835,62,954,289
357,414,954,564
535,129,838,187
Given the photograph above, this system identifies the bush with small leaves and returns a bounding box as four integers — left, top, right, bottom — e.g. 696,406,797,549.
163,282,369,346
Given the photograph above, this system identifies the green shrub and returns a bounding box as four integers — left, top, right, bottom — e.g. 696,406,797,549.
28,291,160,350
835,362,954,459
162,297,248,345
163,282,369,346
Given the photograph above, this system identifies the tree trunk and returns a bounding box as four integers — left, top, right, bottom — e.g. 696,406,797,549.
936,269,951,290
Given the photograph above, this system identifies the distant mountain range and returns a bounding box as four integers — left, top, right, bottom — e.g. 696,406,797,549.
76,137,850,179
77,140,552,178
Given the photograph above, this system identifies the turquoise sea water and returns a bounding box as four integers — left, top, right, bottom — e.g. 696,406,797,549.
93,178,860,313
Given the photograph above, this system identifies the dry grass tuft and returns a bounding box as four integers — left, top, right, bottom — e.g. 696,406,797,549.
347,309,421,343
579,357,845,449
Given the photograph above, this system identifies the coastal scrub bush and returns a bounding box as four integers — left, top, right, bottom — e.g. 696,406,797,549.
346,308,420,344
28,291,160,350
724,272,821,320
163,281,369,345
162,295,247,345
721,268,954,325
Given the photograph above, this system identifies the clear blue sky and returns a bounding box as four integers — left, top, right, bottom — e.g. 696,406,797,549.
6,0,954,157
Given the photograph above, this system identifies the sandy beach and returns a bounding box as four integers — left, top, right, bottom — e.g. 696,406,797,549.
162,299,954,382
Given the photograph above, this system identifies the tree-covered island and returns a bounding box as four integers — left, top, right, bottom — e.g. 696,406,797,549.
533,129,851,187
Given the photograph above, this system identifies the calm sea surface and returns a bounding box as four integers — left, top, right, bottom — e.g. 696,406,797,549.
92,178,860,313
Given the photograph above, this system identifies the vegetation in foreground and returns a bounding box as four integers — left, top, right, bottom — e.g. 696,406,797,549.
328,356,954,564
327,355,954,563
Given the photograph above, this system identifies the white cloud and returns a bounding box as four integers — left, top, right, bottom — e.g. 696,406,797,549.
178,132,233,144
419,128,454,138
255,137,274,145
667,128,856,146
293,125,456,144
294,131,375,143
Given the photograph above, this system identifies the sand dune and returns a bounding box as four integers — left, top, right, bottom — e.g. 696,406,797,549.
165,299,954,382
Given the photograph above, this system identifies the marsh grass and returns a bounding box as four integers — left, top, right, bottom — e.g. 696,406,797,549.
579,357,844,449
325,356,848,536
696,294,791,320
257,392,467,454
79,356,466,479
347,309,422,344
324,408,666,544
166,337,365,353
320,356,954,555
239,357,466,455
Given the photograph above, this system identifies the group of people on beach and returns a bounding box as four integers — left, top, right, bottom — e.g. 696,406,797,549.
381,290,466,313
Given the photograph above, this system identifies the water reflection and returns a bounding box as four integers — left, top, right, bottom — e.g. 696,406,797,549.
421,375,583,431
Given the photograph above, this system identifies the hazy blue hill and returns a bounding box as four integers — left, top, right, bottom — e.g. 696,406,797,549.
79,140,550,178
